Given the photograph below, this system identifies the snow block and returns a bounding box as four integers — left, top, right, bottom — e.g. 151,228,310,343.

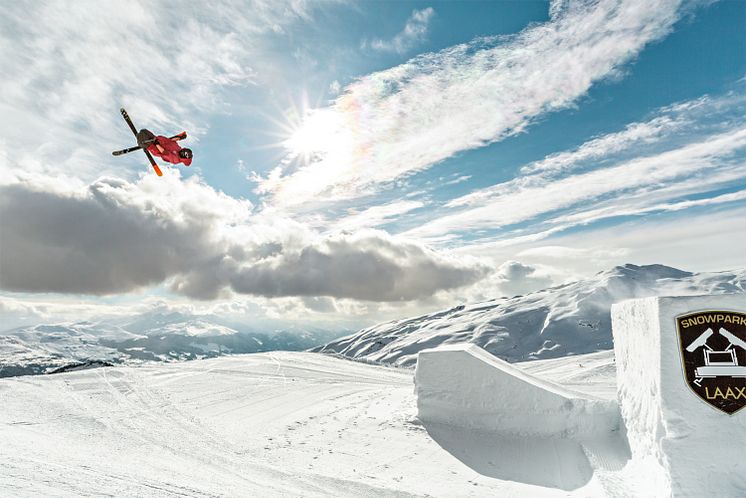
612,294,746,497
414,344,618,437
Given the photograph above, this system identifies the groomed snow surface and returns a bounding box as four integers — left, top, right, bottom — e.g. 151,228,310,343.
3,350,634,497
3,291,744,496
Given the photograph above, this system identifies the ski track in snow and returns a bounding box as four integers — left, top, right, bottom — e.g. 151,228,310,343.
1,351,621,497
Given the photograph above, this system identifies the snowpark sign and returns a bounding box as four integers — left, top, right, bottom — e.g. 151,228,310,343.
613,295,746,497
677,311,746,414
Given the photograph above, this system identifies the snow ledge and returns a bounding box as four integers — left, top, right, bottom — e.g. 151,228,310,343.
414,343,619,437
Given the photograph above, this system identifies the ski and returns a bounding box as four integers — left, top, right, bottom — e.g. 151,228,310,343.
112,140,154,157
143,149,163,176
111,132,187,156
120,108,138,135
119,107,163,176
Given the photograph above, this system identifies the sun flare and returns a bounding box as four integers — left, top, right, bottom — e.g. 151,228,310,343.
284,108,345,161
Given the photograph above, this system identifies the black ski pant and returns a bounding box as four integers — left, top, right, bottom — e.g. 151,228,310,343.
136,129,157,148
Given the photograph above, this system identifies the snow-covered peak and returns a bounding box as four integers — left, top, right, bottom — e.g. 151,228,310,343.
7,322,144,344
314,264,746,367
151,319,239,338
600,263,693,280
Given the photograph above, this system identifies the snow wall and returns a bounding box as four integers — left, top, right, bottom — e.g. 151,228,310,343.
612,294,746,497
414,343,618,437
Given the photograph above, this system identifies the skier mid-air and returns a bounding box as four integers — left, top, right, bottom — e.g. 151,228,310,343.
136,129,193,166
113,108,193,176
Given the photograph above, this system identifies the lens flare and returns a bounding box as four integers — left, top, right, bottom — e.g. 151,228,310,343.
284,108,344,161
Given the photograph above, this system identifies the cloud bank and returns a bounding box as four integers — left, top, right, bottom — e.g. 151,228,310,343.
0,173,490,301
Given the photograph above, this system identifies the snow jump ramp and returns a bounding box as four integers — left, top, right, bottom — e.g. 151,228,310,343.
414,294,746,496
414,344,623,490
415,344,618,437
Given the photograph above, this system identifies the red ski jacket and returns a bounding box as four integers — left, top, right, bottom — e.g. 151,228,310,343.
147,136,192,166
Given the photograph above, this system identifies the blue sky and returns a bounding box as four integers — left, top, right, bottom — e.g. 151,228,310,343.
1,0,744,329
199,1,744,199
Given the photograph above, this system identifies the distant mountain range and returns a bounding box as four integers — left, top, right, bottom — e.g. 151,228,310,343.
0,312,349,377
313,264,746,367
5,264,744,377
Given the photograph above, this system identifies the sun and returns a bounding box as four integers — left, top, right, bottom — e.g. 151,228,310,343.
284,108,344,162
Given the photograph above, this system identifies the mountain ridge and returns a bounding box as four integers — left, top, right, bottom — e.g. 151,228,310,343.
312,264,746,367
0,314,349,377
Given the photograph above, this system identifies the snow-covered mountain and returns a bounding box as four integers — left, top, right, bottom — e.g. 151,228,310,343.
6,264,743,377
0,314,349,377
314,264,746,367
0,323,133,377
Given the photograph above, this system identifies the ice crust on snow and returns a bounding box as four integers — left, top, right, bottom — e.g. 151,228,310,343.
612,294,746,497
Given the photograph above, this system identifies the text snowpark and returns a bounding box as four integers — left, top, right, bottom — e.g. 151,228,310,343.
681,313,746,328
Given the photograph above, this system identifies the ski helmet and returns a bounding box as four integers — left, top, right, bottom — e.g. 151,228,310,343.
179,148,193,160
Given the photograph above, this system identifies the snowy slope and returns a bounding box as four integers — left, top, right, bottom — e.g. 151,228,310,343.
1,316,348,377
314,264,746,367
1,350,633,497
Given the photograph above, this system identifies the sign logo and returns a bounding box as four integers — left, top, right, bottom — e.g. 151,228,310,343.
676,311,746,414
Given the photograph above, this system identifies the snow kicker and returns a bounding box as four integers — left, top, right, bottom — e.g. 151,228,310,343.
414,293,746,496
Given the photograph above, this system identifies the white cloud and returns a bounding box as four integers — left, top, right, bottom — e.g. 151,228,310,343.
329,80,342,95
523,116,682,175
550,206,746,274
400,84,746,244
366,7,436,54
0,171,251,295
333,200,425,231
0,0,327,181
552,185,746,227
518,94,737,176
259,0,685,207
407,125,746,238
443,175,472,186
454,205,746,280
223,229,491,301
494,261,554,297
0,172,490,302
516,246,628,264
